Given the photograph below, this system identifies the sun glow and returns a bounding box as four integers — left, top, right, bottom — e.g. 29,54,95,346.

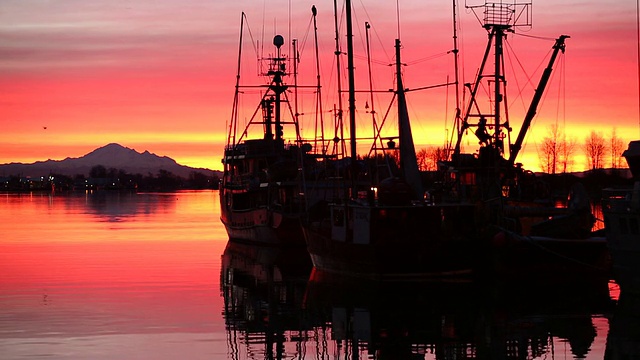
0,0,638,173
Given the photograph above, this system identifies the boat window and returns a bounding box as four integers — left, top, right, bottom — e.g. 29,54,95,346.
231,193,251,210
460,172,476,185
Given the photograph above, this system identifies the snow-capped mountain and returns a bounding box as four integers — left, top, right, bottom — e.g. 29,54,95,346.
0,143,219,178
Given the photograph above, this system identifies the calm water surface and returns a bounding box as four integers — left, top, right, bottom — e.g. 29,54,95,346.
0,190,635,359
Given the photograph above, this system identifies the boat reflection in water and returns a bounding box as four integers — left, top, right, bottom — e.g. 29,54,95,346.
605,289,640,359
220,241,313,359
304,270,613,360
221,245,614,360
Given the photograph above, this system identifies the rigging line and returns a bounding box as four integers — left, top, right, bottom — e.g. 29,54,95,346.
241,14,259,61
637,0,640,135
528,50,564,161
353,0,391,66
504,38,553,107
405,51,451,66
512,32,556,42
503,41,531,116
370,22,393,64
296,15,315,58
511,37,552,88
354,0,392,63
352,2,378,70
353,54,393,66
351,53,389,66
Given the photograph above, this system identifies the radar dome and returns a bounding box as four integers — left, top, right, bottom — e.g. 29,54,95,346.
273,35,284,48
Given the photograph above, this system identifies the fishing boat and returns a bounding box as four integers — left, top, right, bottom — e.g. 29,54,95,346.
220,11,333,246
430,1,609,278
300,0,481,280
603,140,640,293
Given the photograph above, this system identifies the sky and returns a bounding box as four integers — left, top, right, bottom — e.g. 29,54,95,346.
1,0,638,173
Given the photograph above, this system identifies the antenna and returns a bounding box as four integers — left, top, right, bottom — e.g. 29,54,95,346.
637,0,640,136
454,0,533,161
465,0,532,29
396,0,401,40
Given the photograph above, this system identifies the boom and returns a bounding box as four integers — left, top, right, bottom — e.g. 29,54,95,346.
508,35,569,166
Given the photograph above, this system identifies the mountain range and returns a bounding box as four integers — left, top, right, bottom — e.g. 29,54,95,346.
0,143,221,179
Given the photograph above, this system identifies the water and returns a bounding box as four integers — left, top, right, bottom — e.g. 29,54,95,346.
0,190,631,359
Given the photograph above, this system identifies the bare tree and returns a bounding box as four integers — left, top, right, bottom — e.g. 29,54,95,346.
609,128,625,168
429,147,447,170
416,146,446,171
559,133,577,173
416,148,428,171
537,124,560,174
584,131,606,170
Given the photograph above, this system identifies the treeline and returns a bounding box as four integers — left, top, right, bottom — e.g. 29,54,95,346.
1,165,220,192
414,126,632,175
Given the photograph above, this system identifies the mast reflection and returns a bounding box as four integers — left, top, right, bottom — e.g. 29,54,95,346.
220,241,313,360
220,243,614,359
303,271,613,360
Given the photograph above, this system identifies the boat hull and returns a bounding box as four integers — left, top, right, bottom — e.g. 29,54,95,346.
603,141,640,294
303,203,481,280
220,204,305,246
604,197,640,294
490,231,610,278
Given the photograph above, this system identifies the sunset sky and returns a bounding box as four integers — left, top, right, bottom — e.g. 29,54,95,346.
1,0,638,172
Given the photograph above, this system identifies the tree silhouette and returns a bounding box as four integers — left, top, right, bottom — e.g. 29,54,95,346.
416,146,447,171
609,128,625,169
537,125,560,174
584,131,606,170
89,165,107,178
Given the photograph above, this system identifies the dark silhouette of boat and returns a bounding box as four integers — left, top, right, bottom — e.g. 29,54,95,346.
603,140,640,294
300,0,482,280
301,0,608,280
219,13,336,246
605,290,640,360
302,268,613,360
428,1,609,278
220,241,313,359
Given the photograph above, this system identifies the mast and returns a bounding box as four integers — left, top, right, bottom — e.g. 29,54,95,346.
332,0,346,157
270,35,287,144
492,25,505,153
395,39,423,199
292,38,300,140
228,12,246,155
453,1,533,162
452,29,496,158
450,0,462,157
311,5,325,155
365,22,379,146
508,35,569,166
345,0,357,196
